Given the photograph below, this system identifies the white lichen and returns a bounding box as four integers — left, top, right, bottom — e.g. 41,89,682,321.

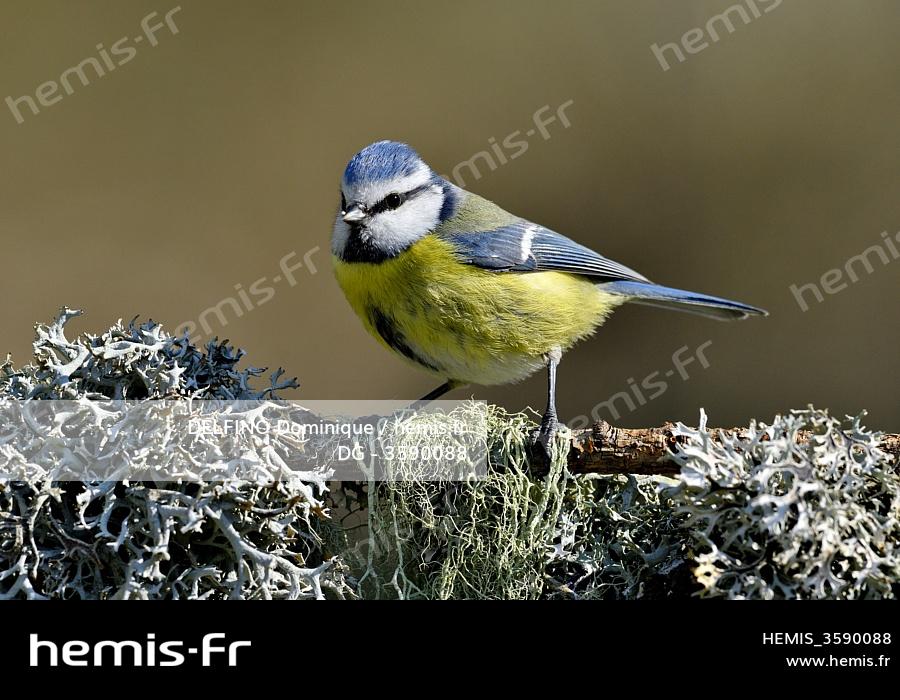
0,308,351,600
666,408,899,599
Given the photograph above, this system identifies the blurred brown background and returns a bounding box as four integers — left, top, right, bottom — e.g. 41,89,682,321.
2,0,898,429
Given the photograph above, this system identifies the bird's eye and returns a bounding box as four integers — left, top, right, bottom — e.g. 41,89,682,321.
385,193,403,210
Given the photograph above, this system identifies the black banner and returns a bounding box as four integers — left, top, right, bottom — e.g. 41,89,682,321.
0,602,895,682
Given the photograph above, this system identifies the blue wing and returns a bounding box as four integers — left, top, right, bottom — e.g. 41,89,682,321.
439,220,650,283
436,219,767,320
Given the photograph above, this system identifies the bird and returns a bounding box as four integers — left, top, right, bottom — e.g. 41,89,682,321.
331,140,767,455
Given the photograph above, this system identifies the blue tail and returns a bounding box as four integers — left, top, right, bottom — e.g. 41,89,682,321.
600,281,767,321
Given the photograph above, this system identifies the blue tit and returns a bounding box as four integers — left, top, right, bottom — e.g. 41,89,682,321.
331,140,767,454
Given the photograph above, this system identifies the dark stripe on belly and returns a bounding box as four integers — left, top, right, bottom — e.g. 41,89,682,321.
370,307,440,372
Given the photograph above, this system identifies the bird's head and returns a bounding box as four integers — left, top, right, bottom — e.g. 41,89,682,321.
332,141,457,262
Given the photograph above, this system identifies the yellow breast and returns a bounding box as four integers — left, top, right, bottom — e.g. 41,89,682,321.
333,235,624,385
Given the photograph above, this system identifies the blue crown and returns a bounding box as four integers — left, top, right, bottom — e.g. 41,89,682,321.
343,141,426,185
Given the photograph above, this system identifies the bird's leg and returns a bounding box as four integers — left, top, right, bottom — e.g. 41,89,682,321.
359,381,464,430
410,380,462,409
538,348,562,458
418,381,456,403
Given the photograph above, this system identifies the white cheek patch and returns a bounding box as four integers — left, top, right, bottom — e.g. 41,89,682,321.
366,189,443,254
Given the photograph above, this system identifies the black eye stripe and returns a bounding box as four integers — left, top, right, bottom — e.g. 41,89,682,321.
369,183,433,215
369,192,404,215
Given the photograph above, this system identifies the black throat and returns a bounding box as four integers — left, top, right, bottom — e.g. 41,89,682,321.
340,226,403,264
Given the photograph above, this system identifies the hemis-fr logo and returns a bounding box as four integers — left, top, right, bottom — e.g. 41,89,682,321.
30,633,251,668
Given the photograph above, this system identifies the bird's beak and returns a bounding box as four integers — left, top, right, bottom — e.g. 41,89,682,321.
342,204,367,223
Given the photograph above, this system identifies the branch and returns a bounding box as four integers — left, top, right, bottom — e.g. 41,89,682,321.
543,421,900,476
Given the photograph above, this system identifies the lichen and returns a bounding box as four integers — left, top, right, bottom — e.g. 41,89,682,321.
1,307,295,401
0,308,351,600
666,409,900,599
2,309,897,599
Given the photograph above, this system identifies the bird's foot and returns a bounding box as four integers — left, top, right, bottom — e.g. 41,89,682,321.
536,411,559,460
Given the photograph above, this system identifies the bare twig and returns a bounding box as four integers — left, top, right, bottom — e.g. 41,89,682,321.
538,421,900,476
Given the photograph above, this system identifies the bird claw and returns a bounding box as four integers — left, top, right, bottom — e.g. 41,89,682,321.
537,412,559,459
